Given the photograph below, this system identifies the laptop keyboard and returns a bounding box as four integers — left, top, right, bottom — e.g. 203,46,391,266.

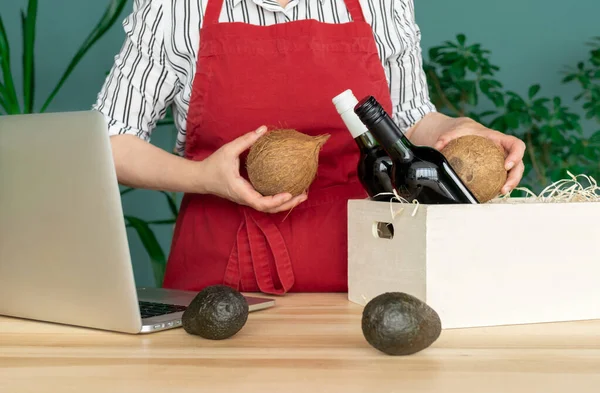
139,301,187,319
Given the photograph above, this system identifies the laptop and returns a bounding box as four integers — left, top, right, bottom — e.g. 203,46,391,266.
0,110,275,334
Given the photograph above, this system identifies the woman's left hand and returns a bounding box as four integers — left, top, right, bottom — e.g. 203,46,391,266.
432,118,526,195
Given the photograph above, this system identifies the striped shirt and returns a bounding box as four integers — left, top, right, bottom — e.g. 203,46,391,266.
93,0,436,155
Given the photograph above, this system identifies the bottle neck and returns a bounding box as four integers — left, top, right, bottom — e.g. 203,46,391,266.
355,131,379,151
367,114,415,163
354,96,415,163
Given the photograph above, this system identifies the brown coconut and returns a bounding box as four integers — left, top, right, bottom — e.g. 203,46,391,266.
246,129,330,197
441,135,508,203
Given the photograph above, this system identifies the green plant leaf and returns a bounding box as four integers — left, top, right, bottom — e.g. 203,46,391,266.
40,0,129,112
428,46,442,60
443,40,458,48
532,104,550,119
467,57,478,72
479,78,503,91
533,98,550,106
586,109,597,120
539,125,553,136
488,92,505,107
577,73,592,89
156,107,175,126
449,62,466,79
507,94,526,111
0,15,21,114
592,49,600,66
467,43,482,56
146,219,177,225
489,116,507,132
157,118,175,126
160,191,179,217
457,34,466,46
0,93,6,115
479,79,491,94
120,187,136,196
21,0,37,114
466,81,478,106
505,112,520,129
553,97,562,108
590,130,600,144
478,110,497,118
518,111,532,128
438,52,461,65
488,79,503,88
125,215,166,287
528,84,541,99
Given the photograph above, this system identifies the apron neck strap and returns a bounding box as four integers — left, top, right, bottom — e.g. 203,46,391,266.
344,0,367,23
205,0,367,25
205,0,226,25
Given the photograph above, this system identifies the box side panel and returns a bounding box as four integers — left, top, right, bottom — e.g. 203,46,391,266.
347,200,427,306
425,202,600,328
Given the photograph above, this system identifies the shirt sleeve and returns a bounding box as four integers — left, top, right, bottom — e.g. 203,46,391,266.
92,0,179,142
385,0,437,132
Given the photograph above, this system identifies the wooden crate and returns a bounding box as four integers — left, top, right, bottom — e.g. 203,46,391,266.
347,198,600,328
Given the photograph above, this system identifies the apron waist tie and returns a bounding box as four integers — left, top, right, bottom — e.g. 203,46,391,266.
223,181,366,295
223,208,295,295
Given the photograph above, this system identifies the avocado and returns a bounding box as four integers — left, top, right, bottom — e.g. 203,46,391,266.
182,285,249,340
361,292,442,356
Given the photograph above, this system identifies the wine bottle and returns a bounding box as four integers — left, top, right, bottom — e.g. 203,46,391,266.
332,90,395,202
353,95,479,205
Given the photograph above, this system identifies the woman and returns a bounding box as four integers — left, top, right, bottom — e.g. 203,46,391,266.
94,0,525,295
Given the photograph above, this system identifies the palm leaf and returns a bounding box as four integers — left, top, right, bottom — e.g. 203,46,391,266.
125,215,167,287
146,219,177,225
0,15,21,114
0,81,7,106
40,0,129,112
157,118,175,126
0,92,7,115
21,0,38,114
160,191,179,217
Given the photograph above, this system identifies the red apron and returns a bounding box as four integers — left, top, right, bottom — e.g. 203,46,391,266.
162,0,393,295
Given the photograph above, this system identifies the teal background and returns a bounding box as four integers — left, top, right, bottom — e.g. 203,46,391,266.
1,0,598,286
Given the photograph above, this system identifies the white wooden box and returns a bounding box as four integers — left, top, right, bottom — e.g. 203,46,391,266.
347,198,600,329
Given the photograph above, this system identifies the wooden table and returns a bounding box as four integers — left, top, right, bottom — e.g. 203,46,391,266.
1,293,599,393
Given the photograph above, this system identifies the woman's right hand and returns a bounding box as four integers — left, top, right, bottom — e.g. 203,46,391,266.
197,126,308,213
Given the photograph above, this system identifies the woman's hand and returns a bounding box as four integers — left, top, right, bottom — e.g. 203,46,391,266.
431,118,526,195
407,113,526,195
198,126,308,213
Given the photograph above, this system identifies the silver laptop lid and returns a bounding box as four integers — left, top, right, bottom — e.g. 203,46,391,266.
0,111,143,333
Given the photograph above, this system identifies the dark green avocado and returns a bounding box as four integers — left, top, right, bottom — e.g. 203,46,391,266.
182,285,249,340
361,292,442,356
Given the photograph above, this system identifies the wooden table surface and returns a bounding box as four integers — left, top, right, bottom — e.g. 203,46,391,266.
1,293,599,393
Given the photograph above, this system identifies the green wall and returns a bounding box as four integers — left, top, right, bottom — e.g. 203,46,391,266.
1,0,598,287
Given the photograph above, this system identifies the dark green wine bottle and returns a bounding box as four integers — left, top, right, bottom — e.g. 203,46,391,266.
333,90,395,202
353,95,479,204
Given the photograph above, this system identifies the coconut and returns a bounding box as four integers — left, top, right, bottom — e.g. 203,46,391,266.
246,129,330,197
441,134,508,203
